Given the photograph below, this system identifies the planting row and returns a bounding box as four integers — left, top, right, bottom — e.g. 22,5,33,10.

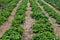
30,0,60,40
38,0,60,24
0,0,12,11
44,0,60,10
0,0,11,3
0,0,27,40
0,0,18,25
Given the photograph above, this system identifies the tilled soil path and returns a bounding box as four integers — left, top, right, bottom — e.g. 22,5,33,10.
22,0,35,40
0,0,22,38
36,0,60,37
42,0,60,14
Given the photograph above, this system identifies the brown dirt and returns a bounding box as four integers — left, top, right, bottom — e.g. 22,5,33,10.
36,0,60,37
21,0,35,40
42,0,60,14
0,0,22,38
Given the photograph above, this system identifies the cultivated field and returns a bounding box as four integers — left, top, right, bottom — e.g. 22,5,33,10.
0,0,60,40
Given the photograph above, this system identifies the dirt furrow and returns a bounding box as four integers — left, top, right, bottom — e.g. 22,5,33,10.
22,0,35,40
0,0,22,38
41,0,60,14
36,0,60,37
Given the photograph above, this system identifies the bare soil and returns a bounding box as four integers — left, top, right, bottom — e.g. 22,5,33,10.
0,0,22,38
42,0,60,14
21,0,35,40
36,0,60,37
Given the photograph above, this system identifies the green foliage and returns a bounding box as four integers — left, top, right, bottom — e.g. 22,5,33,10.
32,32,60,40
0,16,7,25
31,11,48,20
44,0,60,10
30,0,60,40
32,23,54,33
0,0,28,40
38,0,60,24
0,0,11,3
0,26,24,40
0,0,18,25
